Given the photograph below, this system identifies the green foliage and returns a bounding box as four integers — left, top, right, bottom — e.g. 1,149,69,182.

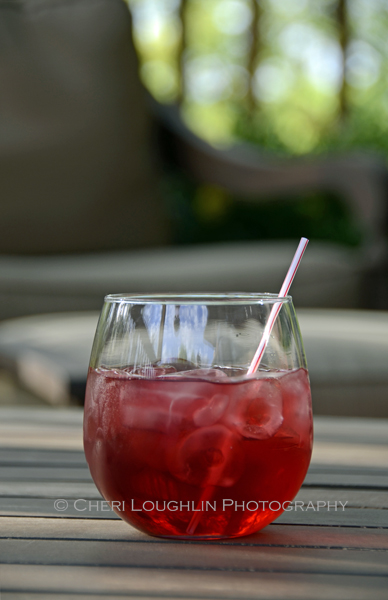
162,171,363,248
234,100,388,161
316,105,388,158
130,0,387,247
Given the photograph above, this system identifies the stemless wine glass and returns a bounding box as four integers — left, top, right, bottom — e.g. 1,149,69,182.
84,293,313,540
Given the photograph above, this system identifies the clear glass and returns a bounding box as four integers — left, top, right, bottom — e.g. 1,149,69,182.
84,293,313,539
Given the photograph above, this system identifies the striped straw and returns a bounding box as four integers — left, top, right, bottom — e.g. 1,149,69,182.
247,237,309,376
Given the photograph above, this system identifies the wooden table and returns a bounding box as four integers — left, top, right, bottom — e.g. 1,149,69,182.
0,408,387,599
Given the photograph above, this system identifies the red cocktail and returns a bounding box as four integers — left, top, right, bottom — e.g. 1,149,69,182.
84,363,312,538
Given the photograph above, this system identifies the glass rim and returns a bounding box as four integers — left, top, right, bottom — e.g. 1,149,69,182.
104,292,292,305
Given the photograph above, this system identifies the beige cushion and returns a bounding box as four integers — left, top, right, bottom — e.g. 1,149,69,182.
0,240,369,320
0,308,387,417
298,309,388,418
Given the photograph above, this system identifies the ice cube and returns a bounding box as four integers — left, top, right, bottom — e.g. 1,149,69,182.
193,393,229,427
272,426,300,448
280,369,311,416
168,424,244,487
166,368,228,381
126,365,178,378
123,390,201,433
279,369,312,444
157,359,197,372
225,378,283,440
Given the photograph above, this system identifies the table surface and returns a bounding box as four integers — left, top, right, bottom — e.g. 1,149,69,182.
0,408,387,600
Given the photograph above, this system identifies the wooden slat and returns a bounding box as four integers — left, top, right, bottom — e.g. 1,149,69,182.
308,464,388,474
312,442,388,468
0,428,83,450
0,500,386,528
312,417,388,445
276,509,388,528
0,497,117,520
0,448,86,467
1,412,387,450
1,467,387,495
0,466,92,482
2,466,388,495
303,471,388,489
1,466,387,490
2,451,387,478
0,595,126,600
0,482,99,498
1,517,388,550
296,488,388,508
2,449,388,489
0,407,83,449
1,410,387,437
1,488,387,516
0,407,84,425
1,538,387,575
1,445,387,476
1,564,388,600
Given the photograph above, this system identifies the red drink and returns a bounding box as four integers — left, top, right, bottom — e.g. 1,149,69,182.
84,366,313,539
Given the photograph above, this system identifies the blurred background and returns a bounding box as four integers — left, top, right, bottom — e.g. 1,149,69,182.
126,0,388,247
0,0,388,413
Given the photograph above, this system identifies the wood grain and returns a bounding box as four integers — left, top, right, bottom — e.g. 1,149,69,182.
1,409,387,599
1,517,388,549
1,564,388,599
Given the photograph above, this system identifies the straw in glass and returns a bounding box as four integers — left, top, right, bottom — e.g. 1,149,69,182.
247,237,309,375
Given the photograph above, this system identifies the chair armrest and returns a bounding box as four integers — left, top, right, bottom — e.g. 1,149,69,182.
154,101,388,253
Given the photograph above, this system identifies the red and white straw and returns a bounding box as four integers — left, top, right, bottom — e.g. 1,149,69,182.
247,237,309,376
